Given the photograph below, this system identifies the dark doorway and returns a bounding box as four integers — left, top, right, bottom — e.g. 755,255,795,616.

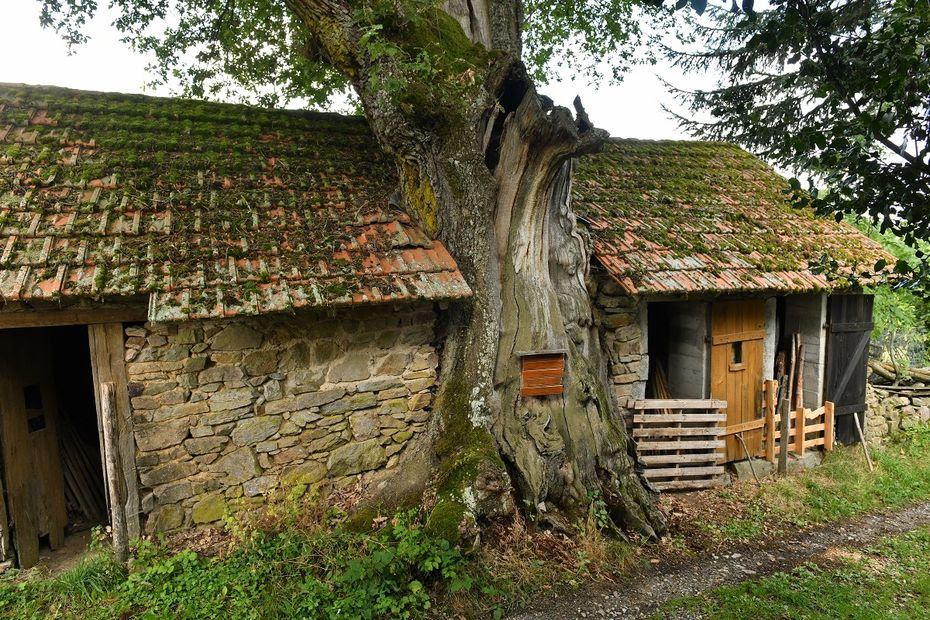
50,326,107,535
0,326,106,568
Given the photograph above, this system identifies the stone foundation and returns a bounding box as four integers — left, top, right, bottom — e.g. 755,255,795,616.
123,303,438,533
592,274,647,422
865,384,930,446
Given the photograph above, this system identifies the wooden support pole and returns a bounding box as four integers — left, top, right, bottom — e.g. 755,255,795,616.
765,380,777,463
852,410,874,473
796,407,806,456
778,335,799,475
824,401,835,452
101,382,128,563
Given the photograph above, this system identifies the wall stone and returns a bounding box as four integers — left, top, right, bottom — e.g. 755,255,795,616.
865,384,930,446
124,303,439,534
591,273,647,426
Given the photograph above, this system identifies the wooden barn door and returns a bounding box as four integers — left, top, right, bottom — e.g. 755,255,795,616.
825,295,874,444
0,329,67,568
711,300,765,462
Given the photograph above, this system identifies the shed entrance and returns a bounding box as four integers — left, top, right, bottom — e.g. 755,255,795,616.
711,300,765,462
0,327,106,568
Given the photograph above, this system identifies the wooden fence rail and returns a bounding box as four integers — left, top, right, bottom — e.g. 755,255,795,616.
760,379,835,462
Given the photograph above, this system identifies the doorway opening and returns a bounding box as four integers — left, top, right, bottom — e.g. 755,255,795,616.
0,326,107,569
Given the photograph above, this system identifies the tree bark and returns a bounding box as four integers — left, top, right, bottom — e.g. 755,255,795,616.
289,0,665,540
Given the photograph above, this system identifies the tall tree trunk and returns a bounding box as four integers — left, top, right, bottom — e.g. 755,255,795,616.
288,0,665,540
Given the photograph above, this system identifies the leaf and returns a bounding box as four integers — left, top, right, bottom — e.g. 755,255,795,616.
676,0,690,9
742,0,754,13
874,259,887,271
691,0,708,15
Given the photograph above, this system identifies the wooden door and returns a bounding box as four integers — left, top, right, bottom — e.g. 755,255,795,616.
825,295,874,444
0,329,67,568
711,300,765,462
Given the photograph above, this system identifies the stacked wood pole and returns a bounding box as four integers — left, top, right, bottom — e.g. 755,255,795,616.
101,382,128,563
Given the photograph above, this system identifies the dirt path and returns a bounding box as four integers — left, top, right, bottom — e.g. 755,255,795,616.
509,500,930,619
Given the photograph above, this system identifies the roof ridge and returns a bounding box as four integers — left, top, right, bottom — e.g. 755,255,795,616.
0,82,365,125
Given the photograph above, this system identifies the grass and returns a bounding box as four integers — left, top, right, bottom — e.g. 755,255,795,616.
657,525,930,619
672,424,930,547
4,426,930,618
0,500,635,619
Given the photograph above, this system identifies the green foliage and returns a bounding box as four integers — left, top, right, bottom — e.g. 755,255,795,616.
523,0,669,84
852,217,930,366
659,527,930,619
0,511,472,619
670,0,930,284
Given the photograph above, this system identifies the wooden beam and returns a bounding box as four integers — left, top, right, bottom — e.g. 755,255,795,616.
101,383,128,563
637,440,725,451
711,329,765,345
89,323,141,540
633,427,723,437
643,466,725,478
720,418,766,436
0,304,146,329
640,453,723,465
651,478,727,491
628,399,727,410
632,413,726,423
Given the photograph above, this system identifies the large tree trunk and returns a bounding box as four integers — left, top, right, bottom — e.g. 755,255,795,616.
288,0,665,540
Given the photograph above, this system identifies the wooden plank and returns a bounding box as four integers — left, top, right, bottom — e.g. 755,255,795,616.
651,478,727,491
629,399,727,410
101,383,128,563
801,422,825,435
720,417,766,436
632,413,726,423
805,406,825,420
521,385,563,396
803,437,825,449
794,406,804,456
88,323,140,540
640,453,723,465
521,368,564,381
0,304,147,329
637,440,725,451
711,329,766,345
643,466,725,478
633,427,723,438
521,356,565,371
824,401,835,451
764,379,777,463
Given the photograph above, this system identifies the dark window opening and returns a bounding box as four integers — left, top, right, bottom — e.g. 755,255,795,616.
731,341,743,365
23,384,42,410
27,414,46,433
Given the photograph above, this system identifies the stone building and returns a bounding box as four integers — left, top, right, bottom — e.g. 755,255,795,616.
0,84,887,567
572,139,888,461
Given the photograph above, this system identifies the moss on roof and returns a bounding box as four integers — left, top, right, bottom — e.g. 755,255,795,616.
573,139,889,295
0,84,469,320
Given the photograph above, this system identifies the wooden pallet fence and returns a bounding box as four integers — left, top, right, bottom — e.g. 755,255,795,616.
763,390,835,460
628,399,728,491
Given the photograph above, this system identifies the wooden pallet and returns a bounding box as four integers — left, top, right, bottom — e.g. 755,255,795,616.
629,399,728,491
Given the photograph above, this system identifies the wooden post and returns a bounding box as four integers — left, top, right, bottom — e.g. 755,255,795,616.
778,335,799,475
796,407,806,456
765,380,777,463
853,409,875,473
794,344,806,409
101,382,128,563
823,401,835,452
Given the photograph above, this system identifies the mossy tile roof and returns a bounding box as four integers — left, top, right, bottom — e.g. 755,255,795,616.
573,139,889,296
0,84,470,321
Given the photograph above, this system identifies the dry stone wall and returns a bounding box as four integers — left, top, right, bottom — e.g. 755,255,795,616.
865,384,930,446
592,274,647,421
123,303,438,533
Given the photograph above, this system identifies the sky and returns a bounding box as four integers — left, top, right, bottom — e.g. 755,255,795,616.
0,0,708,140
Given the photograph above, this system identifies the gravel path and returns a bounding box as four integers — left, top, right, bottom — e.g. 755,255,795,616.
509,500,930,619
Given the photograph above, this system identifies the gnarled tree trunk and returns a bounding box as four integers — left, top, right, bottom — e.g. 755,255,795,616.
287,0,665,540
